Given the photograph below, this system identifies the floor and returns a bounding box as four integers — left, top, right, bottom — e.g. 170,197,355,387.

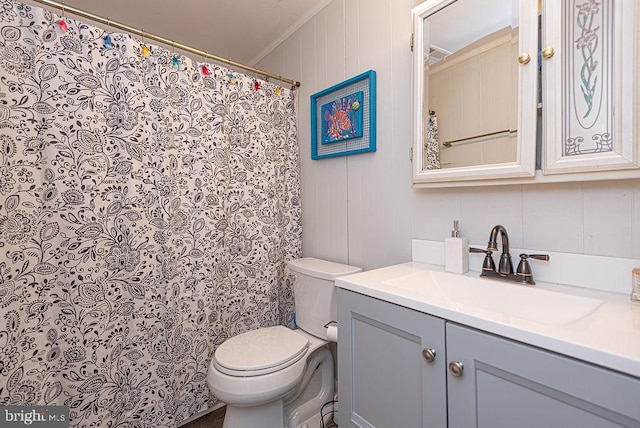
182,406,338,428
182,406,226,428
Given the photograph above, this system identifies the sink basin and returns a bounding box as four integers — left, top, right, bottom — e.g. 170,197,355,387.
384,270,603,326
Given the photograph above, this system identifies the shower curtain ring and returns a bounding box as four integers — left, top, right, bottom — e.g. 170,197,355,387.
57,3,70,33
171,40,181,69
140,29,152,57
200,52,211,76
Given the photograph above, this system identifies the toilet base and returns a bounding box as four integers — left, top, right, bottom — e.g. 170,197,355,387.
223,405,331,428
218,347,335,428
288,406,334,428
223,399,284,428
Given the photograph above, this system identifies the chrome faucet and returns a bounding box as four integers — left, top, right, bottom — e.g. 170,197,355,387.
469,225,549,285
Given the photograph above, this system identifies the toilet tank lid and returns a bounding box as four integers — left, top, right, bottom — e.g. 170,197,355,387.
287,257,361,280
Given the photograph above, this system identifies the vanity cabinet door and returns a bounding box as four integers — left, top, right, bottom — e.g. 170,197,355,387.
337,289,447,428
446,323,640,427
541,0,640,176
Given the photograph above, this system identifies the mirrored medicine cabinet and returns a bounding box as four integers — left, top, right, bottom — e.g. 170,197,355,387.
411,0,640,187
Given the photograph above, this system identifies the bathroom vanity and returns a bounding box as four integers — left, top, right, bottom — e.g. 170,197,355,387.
336,263,640,427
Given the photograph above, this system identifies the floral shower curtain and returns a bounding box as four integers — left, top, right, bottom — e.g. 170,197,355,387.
0,1,301,426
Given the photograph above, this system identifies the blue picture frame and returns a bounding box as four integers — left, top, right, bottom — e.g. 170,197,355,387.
311,70,376,159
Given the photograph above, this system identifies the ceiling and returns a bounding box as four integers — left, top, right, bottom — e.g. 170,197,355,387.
34,0,330,66
427,0,515,54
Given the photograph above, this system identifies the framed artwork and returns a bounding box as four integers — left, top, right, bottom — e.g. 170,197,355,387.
311,70,376,159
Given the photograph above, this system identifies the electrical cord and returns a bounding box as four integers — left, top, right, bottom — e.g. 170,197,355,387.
320,399,338,428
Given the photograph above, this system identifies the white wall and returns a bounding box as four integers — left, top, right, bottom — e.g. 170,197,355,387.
257,0,640,272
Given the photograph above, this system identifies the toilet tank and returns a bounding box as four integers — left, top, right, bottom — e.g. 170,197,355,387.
287,258,361,340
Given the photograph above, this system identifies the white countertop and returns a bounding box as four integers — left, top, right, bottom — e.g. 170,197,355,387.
336,262,640,378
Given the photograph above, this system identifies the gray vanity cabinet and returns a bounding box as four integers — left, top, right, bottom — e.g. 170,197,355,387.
446,322,640,428
336,288,447,427
338,289,640,428
447,323,640,427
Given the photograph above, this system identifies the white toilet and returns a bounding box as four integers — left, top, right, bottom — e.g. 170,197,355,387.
207,257,361,428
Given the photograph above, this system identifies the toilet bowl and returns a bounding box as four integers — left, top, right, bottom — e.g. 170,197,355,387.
208,328,331,427
207,257,361,428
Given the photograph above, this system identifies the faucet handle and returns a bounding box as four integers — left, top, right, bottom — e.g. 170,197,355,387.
524,254,549,261
516,253,549,285
469,247,490,254
469,247,496,272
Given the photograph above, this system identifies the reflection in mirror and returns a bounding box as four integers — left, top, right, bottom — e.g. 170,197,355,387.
421,0,519,170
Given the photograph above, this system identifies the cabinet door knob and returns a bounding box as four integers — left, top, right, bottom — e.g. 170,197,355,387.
517,53,531,65
422,348,436,364
541,46,555,59
449,361,464,377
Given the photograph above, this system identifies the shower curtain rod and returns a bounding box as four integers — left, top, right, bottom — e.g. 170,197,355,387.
28,0,302,88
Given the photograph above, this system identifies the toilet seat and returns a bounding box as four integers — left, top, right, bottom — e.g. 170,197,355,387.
213,326,309,376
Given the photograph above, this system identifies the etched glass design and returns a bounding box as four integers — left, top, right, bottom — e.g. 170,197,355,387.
563,0,614,156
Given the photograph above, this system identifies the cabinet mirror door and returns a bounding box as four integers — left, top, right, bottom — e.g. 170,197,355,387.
542,0,640,175
411,0,538,186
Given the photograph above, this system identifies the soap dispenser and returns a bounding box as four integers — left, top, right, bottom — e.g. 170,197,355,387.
445,220,469,274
